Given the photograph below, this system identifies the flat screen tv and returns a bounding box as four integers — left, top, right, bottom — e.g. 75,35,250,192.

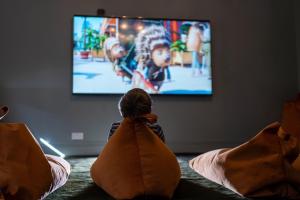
73,15,212,95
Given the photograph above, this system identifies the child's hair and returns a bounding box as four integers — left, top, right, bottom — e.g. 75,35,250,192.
118,88,152,118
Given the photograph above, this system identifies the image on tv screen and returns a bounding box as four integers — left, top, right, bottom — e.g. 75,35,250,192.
73,15,212,95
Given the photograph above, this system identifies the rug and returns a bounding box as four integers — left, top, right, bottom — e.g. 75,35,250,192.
45,155,281,200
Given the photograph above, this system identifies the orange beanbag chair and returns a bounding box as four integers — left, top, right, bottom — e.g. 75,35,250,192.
90,114,181,199
0,123,70,200
189,95,300,199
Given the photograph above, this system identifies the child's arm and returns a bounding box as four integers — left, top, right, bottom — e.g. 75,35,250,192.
148,123,165,143
107,122,121,141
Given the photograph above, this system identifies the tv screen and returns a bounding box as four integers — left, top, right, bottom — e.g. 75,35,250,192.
73,15,212,95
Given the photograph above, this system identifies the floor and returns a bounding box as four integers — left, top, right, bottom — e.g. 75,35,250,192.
45,155,251,200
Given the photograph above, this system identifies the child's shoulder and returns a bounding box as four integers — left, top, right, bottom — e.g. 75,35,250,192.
146,122,162,128
111,121,121,126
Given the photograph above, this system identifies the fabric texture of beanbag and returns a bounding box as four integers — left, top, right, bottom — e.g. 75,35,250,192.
0,123,70,200
90,114,181,199
189,95,300,199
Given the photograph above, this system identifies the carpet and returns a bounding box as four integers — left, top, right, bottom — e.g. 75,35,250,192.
45,155,281,200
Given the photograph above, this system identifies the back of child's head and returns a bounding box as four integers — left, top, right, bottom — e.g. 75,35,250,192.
119,88,152,119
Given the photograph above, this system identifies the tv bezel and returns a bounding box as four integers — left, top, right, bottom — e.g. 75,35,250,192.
72,14,213,96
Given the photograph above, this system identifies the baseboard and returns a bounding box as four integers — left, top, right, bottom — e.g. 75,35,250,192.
42,141,242,157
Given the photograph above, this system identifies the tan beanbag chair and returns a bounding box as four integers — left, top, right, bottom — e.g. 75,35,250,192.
189,95,300,199
0,123,70,200
91,114,181,199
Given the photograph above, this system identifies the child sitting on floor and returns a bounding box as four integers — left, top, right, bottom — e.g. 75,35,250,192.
91,88,180,200
107,88,165,143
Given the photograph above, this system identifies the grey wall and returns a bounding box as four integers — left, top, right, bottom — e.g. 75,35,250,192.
0,0,298,156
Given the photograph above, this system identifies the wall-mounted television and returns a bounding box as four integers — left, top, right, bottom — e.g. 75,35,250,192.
73,15,212,95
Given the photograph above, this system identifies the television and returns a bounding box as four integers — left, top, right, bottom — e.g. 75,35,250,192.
73,15,212,95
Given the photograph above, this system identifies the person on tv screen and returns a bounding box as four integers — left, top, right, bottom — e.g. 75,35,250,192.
135,25,171,91
104,37,139,83
186,22,205,76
